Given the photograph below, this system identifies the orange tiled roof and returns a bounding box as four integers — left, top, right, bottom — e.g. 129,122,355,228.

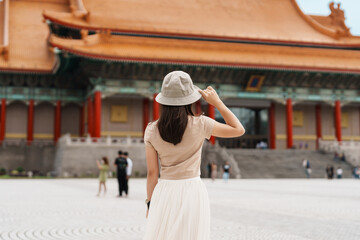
43,0,360,47
50,33,360,74
0,0,69,73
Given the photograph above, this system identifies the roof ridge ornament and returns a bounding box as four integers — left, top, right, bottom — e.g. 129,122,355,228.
70,0,90,22
329,2,351,38
1,0,9,61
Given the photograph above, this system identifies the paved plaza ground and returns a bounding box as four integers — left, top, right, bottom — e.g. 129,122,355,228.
1,178,360,240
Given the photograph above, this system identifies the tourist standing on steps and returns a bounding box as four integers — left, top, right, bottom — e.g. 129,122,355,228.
326,164,334,179
336,166,343,179
96,157,109,196
114,151,128,197
143,71,245,240
124,152,133,195
302,159,311,178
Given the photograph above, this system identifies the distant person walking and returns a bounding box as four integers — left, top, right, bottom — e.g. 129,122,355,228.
207,162,212,178
96,157,109,196
302,159,311,178
223,161,231,182
211,162,217,181
336,166,343,179
114,151,128,197
124,152,133,195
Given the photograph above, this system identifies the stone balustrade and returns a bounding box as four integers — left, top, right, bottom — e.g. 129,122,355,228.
60,134,145,147
319,139,360,167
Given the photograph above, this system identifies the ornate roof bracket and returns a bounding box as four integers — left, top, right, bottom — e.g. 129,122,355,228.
80,29,111,46
70,0,90,22
0,0,9,61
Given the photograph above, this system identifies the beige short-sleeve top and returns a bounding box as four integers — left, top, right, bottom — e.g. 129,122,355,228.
144,115,215,180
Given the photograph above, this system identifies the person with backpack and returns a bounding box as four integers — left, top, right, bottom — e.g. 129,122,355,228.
114,151,128,197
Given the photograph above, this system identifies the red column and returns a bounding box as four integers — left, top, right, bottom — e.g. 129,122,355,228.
79,103,85,137
196,100,202,115
269,102,276,149
286,98,293,149
208,104,215,145
54,100,61,143
315,104,322,150
334,100,342,142
0,99,6,144
87,97,93,136
27,100,34,145
93,91,102,138
143,98,149,135
153,93,160,121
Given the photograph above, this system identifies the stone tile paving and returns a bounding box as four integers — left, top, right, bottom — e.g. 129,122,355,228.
0,178,359,240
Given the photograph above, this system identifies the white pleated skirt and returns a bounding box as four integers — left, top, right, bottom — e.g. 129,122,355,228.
143,176,210,240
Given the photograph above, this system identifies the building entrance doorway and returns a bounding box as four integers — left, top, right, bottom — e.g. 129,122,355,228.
216,107,268,148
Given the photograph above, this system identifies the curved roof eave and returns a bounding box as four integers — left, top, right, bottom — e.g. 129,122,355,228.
43,0,360,48
49,34,360,75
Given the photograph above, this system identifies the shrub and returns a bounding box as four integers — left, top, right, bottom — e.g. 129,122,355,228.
16,167,24,173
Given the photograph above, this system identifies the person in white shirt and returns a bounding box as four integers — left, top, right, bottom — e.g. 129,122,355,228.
336,166,343,179
124,152,133,195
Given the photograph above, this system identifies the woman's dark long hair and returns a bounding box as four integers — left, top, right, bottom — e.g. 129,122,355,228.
157,104,194,145
102,157,109,165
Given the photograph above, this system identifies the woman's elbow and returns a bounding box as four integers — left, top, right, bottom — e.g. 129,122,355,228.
237,127,245,137
147,169,158,178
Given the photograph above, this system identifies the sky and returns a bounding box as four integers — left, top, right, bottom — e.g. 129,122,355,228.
297,0,360,36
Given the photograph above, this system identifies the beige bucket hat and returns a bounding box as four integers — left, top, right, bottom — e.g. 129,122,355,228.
155,71,202,106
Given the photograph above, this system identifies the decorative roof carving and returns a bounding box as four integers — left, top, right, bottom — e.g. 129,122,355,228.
1,47,9,61
1,0,9,61
329,2,351,38
70,0,90,22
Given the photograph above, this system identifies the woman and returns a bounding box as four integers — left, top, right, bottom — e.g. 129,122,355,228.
96,157,109,196
144,71,245,239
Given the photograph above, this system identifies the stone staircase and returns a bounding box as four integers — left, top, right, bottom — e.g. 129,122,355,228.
226,149,353,178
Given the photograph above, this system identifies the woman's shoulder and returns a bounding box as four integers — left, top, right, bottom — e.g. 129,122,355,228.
190,114,214,125
144,120,158,143
145,120,158,132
